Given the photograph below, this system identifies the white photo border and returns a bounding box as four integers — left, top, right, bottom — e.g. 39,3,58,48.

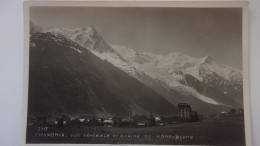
22,1,251,146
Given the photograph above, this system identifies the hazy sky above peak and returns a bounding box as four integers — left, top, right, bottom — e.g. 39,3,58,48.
30,7,242,70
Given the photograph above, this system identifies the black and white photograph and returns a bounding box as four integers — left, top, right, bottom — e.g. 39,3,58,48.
22,1,250,146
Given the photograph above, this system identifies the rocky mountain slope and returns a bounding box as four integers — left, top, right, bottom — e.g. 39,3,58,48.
28,32,177,117
44,26,243,115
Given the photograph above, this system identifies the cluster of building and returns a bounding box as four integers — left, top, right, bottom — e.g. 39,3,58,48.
27,103,202,128
27,113,165,128
220,109,244,117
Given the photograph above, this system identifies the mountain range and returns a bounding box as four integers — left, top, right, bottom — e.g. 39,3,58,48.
28,32,177,117
28,23,243,116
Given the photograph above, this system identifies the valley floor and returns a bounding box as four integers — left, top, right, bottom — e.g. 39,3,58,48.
26,116,245,145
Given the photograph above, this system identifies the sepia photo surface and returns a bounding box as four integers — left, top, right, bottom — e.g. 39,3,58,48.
22,1,250,146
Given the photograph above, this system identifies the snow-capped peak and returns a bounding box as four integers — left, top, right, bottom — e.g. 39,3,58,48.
166,52,195,64
158,52,242,82
199,55,214,63
45,26,114,53
192,55,242,81
69,26,97,38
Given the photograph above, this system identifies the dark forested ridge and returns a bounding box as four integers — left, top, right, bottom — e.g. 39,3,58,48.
28,33,176,117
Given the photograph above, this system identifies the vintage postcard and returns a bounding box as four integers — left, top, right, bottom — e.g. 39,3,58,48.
22,1,251,146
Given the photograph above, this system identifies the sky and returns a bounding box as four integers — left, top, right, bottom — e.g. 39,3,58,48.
30,7,242,69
